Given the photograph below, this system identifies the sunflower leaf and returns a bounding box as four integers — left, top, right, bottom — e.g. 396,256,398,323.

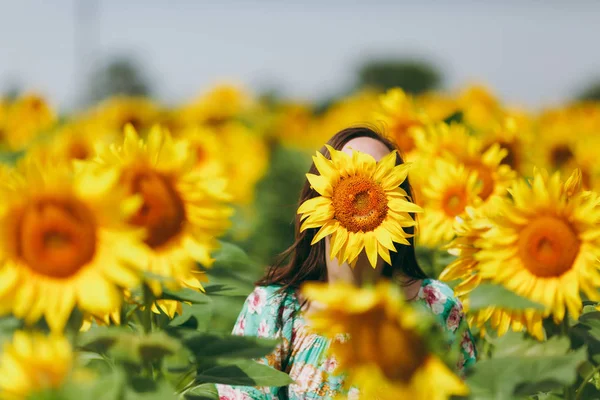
468,283,546,311
183,333,279,359
467,333,587,399
161,288,211,304
182,384,219,400
194,359,293,386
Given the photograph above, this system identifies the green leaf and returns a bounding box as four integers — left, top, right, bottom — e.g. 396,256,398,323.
77,327,129,354
125,377,178,400
195,359,293,386
138,332,181,363
161,288,210,304
183,384,219,400
467,334,587,399
212,242,258,272
183,333,278,359
169,304,212,332
468,283,546,311
61,368,126,400
493,334,570,358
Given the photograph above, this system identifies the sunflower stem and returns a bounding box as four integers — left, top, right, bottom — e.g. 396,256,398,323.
575,364,600,400
141,284,154,334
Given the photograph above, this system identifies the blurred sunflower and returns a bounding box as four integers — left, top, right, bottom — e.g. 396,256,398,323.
458,84,504,131
414,122,515,207
298,146,421,268
48,120,110,163
266,102,316,149
302,281,468,400
418,159,482,247
178,83,252,126
415,91,458,122
178,125,225,179
95,124,232,296
439,208,546,340
314,90,378,145
91,96,162,134
1,94,56,150
218,121,270,205
0,157,146,332
480,111,534,174
373,88,427,157
0,331,73,399
477,169,600,322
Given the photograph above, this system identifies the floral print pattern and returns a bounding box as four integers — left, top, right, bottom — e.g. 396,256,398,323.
217,279,476,399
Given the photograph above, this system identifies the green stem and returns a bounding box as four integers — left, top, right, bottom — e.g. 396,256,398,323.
141,284,154,334
575,364,600,400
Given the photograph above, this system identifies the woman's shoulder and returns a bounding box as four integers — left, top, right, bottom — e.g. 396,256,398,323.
416,278,464,317
242,284,299,316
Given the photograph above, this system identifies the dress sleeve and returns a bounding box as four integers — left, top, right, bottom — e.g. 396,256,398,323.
216,286,295,400
444,298,477,374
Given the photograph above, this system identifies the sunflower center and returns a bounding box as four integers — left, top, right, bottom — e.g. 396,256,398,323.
332,175,388,233
121,166,186,248
550,145,574,169
353,307,427,383
464,161,494,200
13,195,97,278
518,216,580,277
195,146,207,165
69,141,90,160
441,188,468,217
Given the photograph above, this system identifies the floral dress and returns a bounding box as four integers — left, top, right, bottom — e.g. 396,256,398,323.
217,279,476,400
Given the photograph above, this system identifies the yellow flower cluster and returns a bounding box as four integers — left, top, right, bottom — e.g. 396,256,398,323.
2,81,600,398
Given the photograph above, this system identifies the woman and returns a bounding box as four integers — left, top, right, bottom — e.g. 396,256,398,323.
217,127,476,399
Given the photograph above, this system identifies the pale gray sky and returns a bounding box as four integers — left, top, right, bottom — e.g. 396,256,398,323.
1,1,599,111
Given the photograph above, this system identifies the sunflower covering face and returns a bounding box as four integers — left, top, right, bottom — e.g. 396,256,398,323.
0,157,147,332
302,281,468,400
297,145,422,268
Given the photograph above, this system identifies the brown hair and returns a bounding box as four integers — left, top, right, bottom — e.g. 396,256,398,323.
256,126,427,291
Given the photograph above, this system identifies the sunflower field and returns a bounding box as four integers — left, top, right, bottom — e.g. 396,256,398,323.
1,83,600,400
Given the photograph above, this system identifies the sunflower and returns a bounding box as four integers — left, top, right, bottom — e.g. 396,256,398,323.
480,111,534,174
0,331,73,399
94,124,232,296
477,168,600,322
302,281,468,400
298,146,422,268
90,96,162,135
459,84,504,131
311,90,378,153
373,88,427,157
418,159,482,247
1,94,56,150
0,157,146,331
413,122,516,204
217,121,270,205
178,83,252,126
177,125,225,179
439,207,546,340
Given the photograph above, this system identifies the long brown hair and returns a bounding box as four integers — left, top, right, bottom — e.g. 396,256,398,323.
257,126,427,291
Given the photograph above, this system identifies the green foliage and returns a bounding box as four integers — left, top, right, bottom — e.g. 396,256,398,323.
468,283,546,311
356,58,442,94
467,334,587,399
182,332,279,359
85,56,152,104
194,359,292,386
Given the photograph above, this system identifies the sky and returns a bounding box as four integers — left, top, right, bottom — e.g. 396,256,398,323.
1,0,600,111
